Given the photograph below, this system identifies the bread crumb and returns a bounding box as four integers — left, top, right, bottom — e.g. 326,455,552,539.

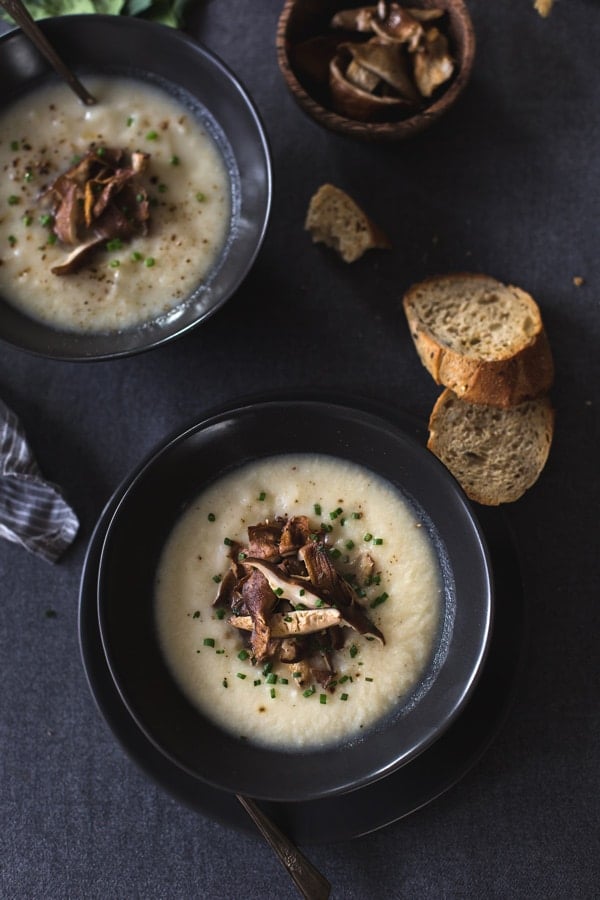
534,0,554,16
305,183,390,263
572,275,585,287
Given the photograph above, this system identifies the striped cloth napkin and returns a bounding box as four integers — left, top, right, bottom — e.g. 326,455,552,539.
0,399,79,563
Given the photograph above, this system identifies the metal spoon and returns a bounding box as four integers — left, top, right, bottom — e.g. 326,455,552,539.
237,794,331,900
0,0,96,105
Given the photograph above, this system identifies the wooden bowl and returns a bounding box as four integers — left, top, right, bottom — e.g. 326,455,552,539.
276,0,475,142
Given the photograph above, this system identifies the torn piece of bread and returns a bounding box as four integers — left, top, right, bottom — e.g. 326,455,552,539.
427,389,554,505
402,273,554,407
305,183,390,263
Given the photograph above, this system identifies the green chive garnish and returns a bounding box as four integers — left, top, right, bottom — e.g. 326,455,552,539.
207,512,216,522
258,491,266,501
340,693,349,701
319,694,327,704
314,503,321,516
238,649,249,661
203,637,215,647
363,532,373,542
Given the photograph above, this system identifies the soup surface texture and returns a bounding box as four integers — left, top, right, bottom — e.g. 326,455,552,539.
155,454,442,750
0,76,230,332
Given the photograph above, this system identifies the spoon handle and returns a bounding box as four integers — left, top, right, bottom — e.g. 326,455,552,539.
0,0,96,105
237,794,331,900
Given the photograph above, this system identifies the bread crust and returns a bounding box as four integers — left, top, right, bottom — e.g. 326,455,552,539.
403,273,554,407
305,183,390,263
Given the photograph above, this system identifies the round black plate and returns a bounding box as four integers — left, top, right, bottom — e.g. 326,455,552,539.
78,401,525,843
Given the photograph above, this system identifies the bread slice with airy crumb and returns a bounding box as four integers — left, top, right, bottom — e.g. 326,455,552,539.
403,273,554,407
305,183,390,263
427,389,554,505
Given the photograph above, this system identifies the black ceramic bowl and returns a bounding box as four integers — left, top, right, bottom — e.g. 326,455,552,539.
0,16,271,360
95,400,493,803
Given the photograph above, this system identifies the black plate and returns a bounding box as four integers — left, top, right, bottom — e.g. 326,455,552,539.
0,16,271,360
95,400,493,802
79,401,524,842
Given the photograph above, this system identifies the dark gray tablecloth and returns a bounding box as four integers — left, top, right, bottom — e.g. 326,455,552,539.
1,2,599,898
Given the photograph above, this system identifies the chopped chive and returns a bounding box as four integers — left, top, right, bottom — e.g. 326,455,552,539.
10,140,19,151
223,537,234,546
203,637,215,647
349,644,358,658
292,671,302,678
8,235,16,246
274,587,284,596
315,598,325,608
96,146,106,156
8,195,20,205
215,608,225,620
144,257,155,267
366,677,374,682
237,672,247,680
258,491,266,501
345,540,355,550
22,214,33,226
329,547,342,559
299,589,305,597
373,537,383,545
340,693,349,701
319,694,327,704
131,250,144,262
212,574,222,584
127,116,134,126
39,214,52,227
253,679,261,686
363,532,373,542
329,507,343,520
238,649,249,661
279,677,288,685
352,512,362,519
314,503,321,516
195,191,206,202
106,238,123,252
370,592,389,608
170,154,180,165
145,130,158,140
270,688,276,698
284,615,293,622
238,551,247,561
339,675,350,684
266,673,277,684
303,687,315,698
222,677,228,688
207,512,216,522
262,662,273,676
109,259,120,268
294,602,307,611
192,611,200,619
216,649,225,654
46,233,57,245
24,170,33,182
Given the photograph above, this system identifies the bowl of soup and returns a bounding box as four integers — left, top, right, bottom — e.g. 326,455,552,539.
94,399,493,802
0,16,271,359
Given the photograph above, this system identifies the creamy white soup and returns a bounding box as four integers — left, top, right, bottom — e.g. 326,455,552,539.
154,454,442,750
0,76,230,332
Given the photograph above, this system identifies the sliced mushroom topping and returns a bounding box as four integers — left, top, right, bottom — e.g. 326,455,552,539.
42,146,151,276
372,2,424,51
229,607,344,637
331,5,377,32
247,521,283,560
278,515,312,556
239,569,277,663
299,542,385,643
346,38,421,102
412,26,454,97
244,557,325,608
330,48,414,121
345,58,381,93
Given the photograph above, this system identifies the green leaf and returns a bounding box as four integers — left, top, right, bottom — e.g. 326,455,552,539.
0,0,188,25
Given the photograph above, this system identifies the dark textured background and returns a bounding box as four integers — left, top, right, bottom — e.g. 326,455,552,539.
1,1,599,897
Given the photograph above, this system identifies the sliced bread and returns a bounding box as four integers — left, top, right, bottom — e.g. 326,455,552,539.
305,183,390,263
427,389,554,505
403,273,554,407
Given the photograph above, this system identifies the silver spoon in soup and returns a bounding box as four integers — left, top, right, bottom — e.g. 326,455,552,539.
0,0,96,105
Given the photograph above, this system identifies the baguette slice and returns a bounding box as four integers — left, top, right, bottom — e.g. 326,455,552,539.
305,183,390,263
427,389,554,505
403,274,554,407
